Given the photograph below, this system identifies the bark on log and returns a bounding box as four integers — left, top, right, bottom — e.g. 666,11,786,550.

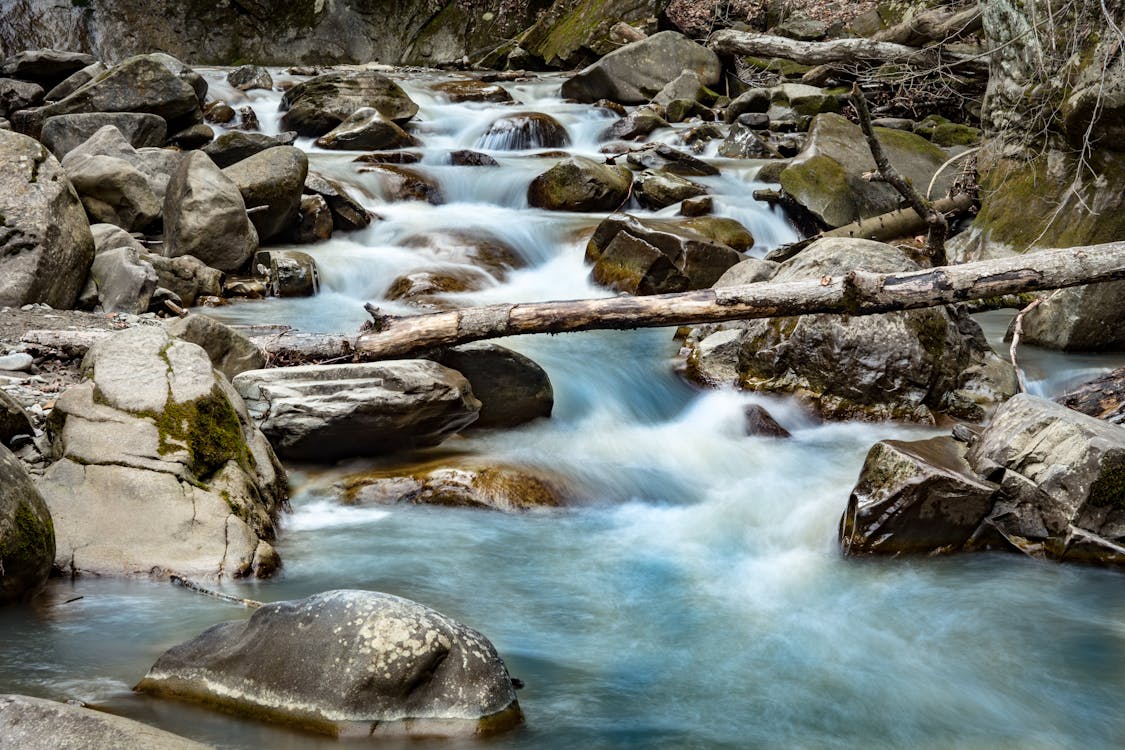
765,193,974,263
872,6,983,47
356,243,1125,359
709,29,990,77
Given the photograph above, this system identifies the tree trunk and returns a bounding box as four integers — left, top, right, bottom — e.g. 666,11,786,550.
355,243,1125,359
872,6,983,47
708,29,990,77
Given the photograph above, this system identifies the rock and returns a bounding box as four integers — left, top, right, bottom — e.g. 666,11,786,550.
90,246,158,314
0,50,96,88
434,342,553,428
362,164,444,204
449,149,499,167
0,694,212,750
401,230,525,280
0,130,94,310
135,590,522,736
143,253,224,308
743,404,790,437
0,353,33,373
280,70,419,137
714,258,778,286
965,394,1125,565
1,389,35,447
561,31,721,104
1059,367,1125,424
769,83,839,118
626,143,718,176
681,238,1018,422
304,171,372,230
718,120,782,159
254,249,320,297
672,216,754,252
652,70,708,107
40,112,167,159
232,361,481,462
203,100,235,124
56,122,177,202
167,122,214,150
314,107,418,150
62,149,162,232
202,130,297,168
0,444,54,603
165,314,265,380
13,54,201,138
338,462,565,511
90,222,144,255
0,78,43,119
725,88,770,122
840,436,999,556
164,151,258,272
586,213,742,293
599,107,667,141
779,113,952,228
36,326,286,578
1016,281,1125,351
43,61,105,103
527,156,632,212
431,79,513,103
146,52,207,103
222,146,308,243
291,194,333,243
387,270,489,306
634,170,708,210
227,65,272,91
476,112,569,150
679,195,712,216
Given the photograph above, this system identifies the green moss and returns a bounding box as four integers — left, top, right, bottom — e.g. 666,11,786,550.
1088,453,1125,510
521,0,616,67
742,56,813,78
929,123,981,147
151,386,247,481
0,499,54,575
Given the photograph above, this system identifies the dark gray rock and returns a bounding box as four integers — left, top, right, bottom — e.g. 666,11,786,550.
315,107,418,150
599,106,667,141
304,171,373,230
1059,367,1125,424
135,590,522,737
254,249,320,298
527,156,632,212
477,112,569,150
625,143,718,176
0,49,96,87
634,170,708,210
223,146,308,243
202,130,296,168
143,253,224,308
227,65,272,91
0,694,211,749
435,343,553,428
0,78,43,119
0,444,54,604
0,390,34,448
43,61,105,102
62,148,162,232
40,112,167,159
280,70,418,137
743,404,790,438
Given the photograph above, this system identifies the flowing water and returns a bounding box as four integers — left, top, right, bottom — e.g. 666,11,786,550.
3,69,1125,749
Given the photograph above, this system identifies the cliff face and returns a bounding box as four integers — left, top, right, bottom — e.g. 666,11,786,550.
0,0,549,66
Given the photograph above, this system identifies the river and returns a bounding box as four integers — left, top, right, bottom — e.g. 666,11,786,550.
2,67,1124,749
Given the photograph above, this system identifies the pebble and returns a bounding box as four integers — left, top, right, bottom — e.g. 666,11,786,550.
0,352,34,371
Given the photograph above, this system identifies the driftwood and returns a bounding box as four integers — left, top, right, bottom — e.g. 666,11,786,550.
851,83,949,264
169,573,262,608
765,193,974,263
708,29,990,77
872,5,983,47
355,243,1125,359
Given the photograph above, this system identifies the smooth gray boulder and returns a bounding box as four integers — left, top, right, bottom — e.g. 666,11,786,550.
36,326,286,578
561,31,721,104
63,151,161,231
13,54,201,138
201,130,297,168
90,246,157,314
0,694,212,749
527,156,632,212
1017,280,1125,351
232,360,481,462
0,50,96,87
165,314,265,381
144,253,224,307
227,65,272,91
434,343,554,428
90,222,144,255
135,590,522,737
315,107,417,150
41,112,166,159
680,238,1017,422
164,151,258,272
43,61,106,102
280,70,419,137
0,78,43,119
58,124,178,202
0,130,94,309
222,146,308,243
0,445,54,604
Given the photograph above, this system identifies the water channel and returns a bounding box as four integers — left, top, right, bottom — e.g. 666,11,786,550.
2,68,1124,749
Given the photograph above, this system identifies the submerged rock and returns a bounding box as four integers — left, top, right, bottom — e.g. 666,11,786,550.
361,164,444,204
431,79,513,103
0,445,54,605
135,589,522,737
477,112,569,150
337,461,567,511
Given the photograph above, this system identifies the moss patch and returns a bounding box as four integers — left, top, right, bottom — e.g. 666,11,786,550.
0,499,54,579
1088,452,1125,510
152,386,247,481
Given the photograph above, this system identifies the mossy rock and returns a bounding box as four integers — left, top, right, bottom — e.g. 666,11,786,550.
0,445,54,604
527,156,632,212
928,123,981,147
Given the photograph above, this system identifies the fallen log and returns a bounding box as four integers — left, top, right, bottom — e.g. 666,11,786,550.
872,5,983,47
708,29,989,77
355,243,1125,359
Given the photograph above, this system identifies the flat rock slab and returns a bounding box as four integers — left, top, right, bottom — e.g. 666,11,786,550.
232,360,481,462
0,694,212,749
135,589,522,738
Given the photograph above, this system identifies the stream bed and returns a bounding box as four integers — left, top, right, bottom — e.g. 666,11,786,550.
2,68,1124,749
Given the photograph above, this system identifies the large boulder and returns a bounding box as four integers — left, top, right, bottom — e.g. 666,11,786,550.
1016,280,1125,351
227,65,272,92
314,107,417,150
779,113,953,228
13,54,201,138
434,343,553,428
165,314,265,381
304,171,373,230
202,130,297,169
585,213,742,294
89,246,158,314
280,71,418,137
0,130,94,309
222,146,308,243
516,0,661,69
561,31,720,104
842,395,1125,567
36,326,286,578
0,78,43,119
476,112,569,150
62,147,162,232
232,361,481,462
680,238,1017,422
164,151,258,272
0,694,212,750
0,50,96,88
0,445,54,605
143,253,224,308
135,589,522,737
58,124,179,202
527,156,632,212
40,112,166,159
